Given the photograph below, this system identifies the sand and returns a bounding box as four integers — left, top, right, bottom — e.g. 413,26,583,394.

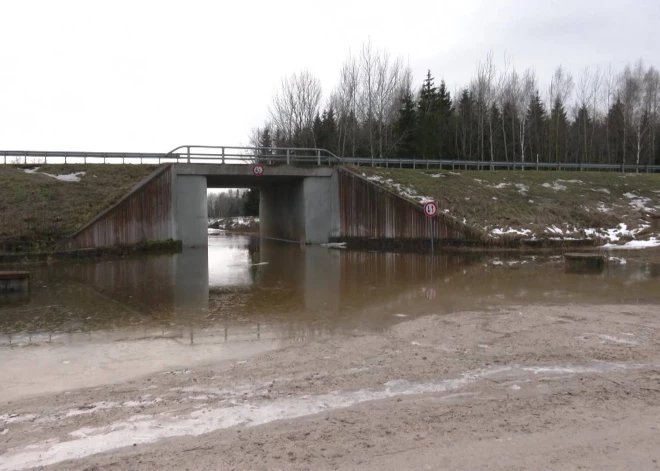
1,303,660,470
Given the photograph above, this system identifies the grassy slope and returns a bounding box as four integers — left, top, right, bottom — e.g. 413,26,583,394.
354,167,660,241
0,164,157,251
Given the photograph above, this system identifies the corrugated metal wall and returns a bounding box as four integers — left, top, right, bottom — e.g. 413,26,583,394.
337,169,473,241
66,165,173,249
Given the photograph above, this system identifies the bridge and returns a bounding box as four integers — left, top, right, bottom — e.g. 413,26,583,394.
2,145,659,250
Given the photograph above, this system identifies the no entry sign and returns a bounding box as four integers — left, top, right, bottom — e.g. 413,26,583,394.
423,201,438,217
252,164,265,176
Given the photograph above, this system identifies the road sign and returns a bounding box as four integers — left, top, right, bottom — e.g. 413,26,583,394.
252,164,265,176
423,201,438,218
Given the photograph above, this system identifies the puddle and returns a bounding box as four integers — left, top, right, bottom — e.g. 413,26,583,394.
0,236,659,401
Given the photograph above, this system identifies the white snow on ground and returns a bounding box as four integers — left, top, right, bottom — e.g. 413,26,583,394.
515,183,529,194
592,188,611,194
23,167,86,182
623,192,654,212
601,238,660,250
556,179,583,184
430,173,445,178
492,183,509,189
596,203,612,213
366,175,433,204
491,228,532,237
542,181,567,191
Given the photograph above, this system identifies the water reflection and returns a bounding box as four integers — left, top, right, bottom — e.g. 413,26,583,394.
0,237,659,349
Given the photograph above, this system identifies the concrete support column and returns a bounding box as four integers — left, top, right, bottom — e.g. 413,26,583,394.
175,175,208,247
302,177,335,244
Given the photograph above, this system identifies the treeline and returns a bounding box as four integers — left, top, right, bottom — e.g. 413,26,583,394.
252,45,660,166
208,189,258,219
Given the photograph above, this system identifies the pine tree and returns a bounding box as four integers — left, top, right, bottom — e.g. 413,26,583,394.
416,70,440,159
489,103,504,162
606,98,624,164
437,80,453,159
549,98,569,163
525,91,547,163
393,91,417,157
312,113,323,148
320,107,338,153
572,104,591,164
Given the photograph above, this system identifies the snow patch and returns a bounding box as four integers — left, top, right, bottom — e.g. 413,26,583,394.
23,167,86,182
542,181,567,191
367,175,433,204
601,238,660,250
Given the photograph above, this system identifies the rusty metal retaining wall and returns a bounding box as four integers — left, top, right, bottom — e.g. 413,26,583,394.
336,168,476,242
65,164,174,249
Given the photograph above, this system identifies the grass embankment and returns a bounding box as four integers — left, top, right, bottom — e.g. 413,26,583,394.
354,167,660,244
0,164,157,252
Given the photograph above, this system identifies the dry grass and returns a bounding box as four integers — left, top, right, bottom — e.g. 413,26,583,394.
354,167,660,240
0,164,157,252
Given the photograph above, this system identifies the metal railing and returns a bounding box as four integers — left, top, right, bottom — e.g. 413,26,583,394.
0,146,343,166
1,146,658,172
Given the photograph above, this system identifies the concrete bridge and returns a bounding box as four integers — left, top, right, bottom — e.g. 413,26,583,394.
176,163,338,247
0,145,481,249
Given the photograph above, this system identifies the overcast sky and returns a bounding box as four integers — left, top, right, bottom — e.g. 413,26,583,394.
0,0,657,153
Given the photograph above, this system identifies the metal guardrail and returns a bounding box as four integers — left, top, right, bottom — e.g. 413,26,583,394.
0,146,658,172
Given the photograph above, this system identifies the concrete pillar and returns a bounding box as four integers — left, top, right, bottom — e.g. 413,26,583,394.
175,175,208,247
302,177,335,245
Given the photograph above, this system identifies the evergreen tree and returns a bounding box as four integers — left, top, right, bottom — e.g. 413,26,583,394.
607,98,625,164
437,80,453,159
393,90,417,157
549,98,569,163
320,108,338,153
572,104,592,164
416,70,440,159
525,91,547,163
489,103,505,163
312,113,323,147
242,189,260,216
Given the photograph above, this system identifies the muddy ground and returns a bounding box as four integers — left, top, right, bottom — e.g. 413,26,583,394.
1,303,660,470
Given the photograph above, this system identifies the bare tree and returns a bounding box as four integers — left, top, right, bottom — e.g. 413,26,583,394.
474,51,496,166
619,61,646,165
269,70,322,147
513,68,536,164
644,66,660,165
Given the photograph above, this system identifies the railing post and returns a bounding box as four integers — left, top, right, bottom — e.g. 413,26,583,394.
84,153,87,164
187,146,190,164
286,149,290,165
221,147,225,164
317,150,321,166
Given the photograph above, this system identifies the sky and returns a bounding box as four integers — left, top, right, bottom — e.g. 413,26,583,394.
0,0,657,153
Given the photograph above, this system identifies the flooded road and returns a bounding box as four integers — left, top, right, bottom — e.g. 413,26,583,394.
1,236,659,402
2,238,660,470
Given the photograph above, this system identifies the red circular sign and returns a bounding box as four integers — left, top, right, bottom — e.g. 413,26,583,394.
424,201,438,217
252,164,265,176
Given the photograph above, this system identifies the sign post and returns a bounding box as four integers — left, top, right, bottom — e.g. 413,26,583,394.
423,201,438,255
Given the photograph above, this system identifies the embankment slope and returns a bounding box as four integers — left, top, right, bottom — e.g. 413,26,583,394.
356,167,660,245
0,164,157,252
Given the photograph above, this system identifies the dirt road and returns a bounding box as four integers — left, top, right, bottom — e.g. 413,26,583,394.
1,303,660,470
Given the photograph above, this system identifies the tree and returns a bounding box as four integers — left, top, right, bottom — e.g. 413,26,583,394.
549,97,569,163
416,70,440,159
242,189,260,216
269,70,322,148
526,91,547,163
393,90,417,157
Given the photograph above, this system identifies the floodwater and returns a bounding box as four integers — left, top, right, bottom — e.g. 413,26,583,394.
0,235,659,401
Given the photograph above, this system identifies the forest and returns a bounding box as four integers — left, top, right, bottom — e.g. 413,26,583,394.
251,45,660,167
